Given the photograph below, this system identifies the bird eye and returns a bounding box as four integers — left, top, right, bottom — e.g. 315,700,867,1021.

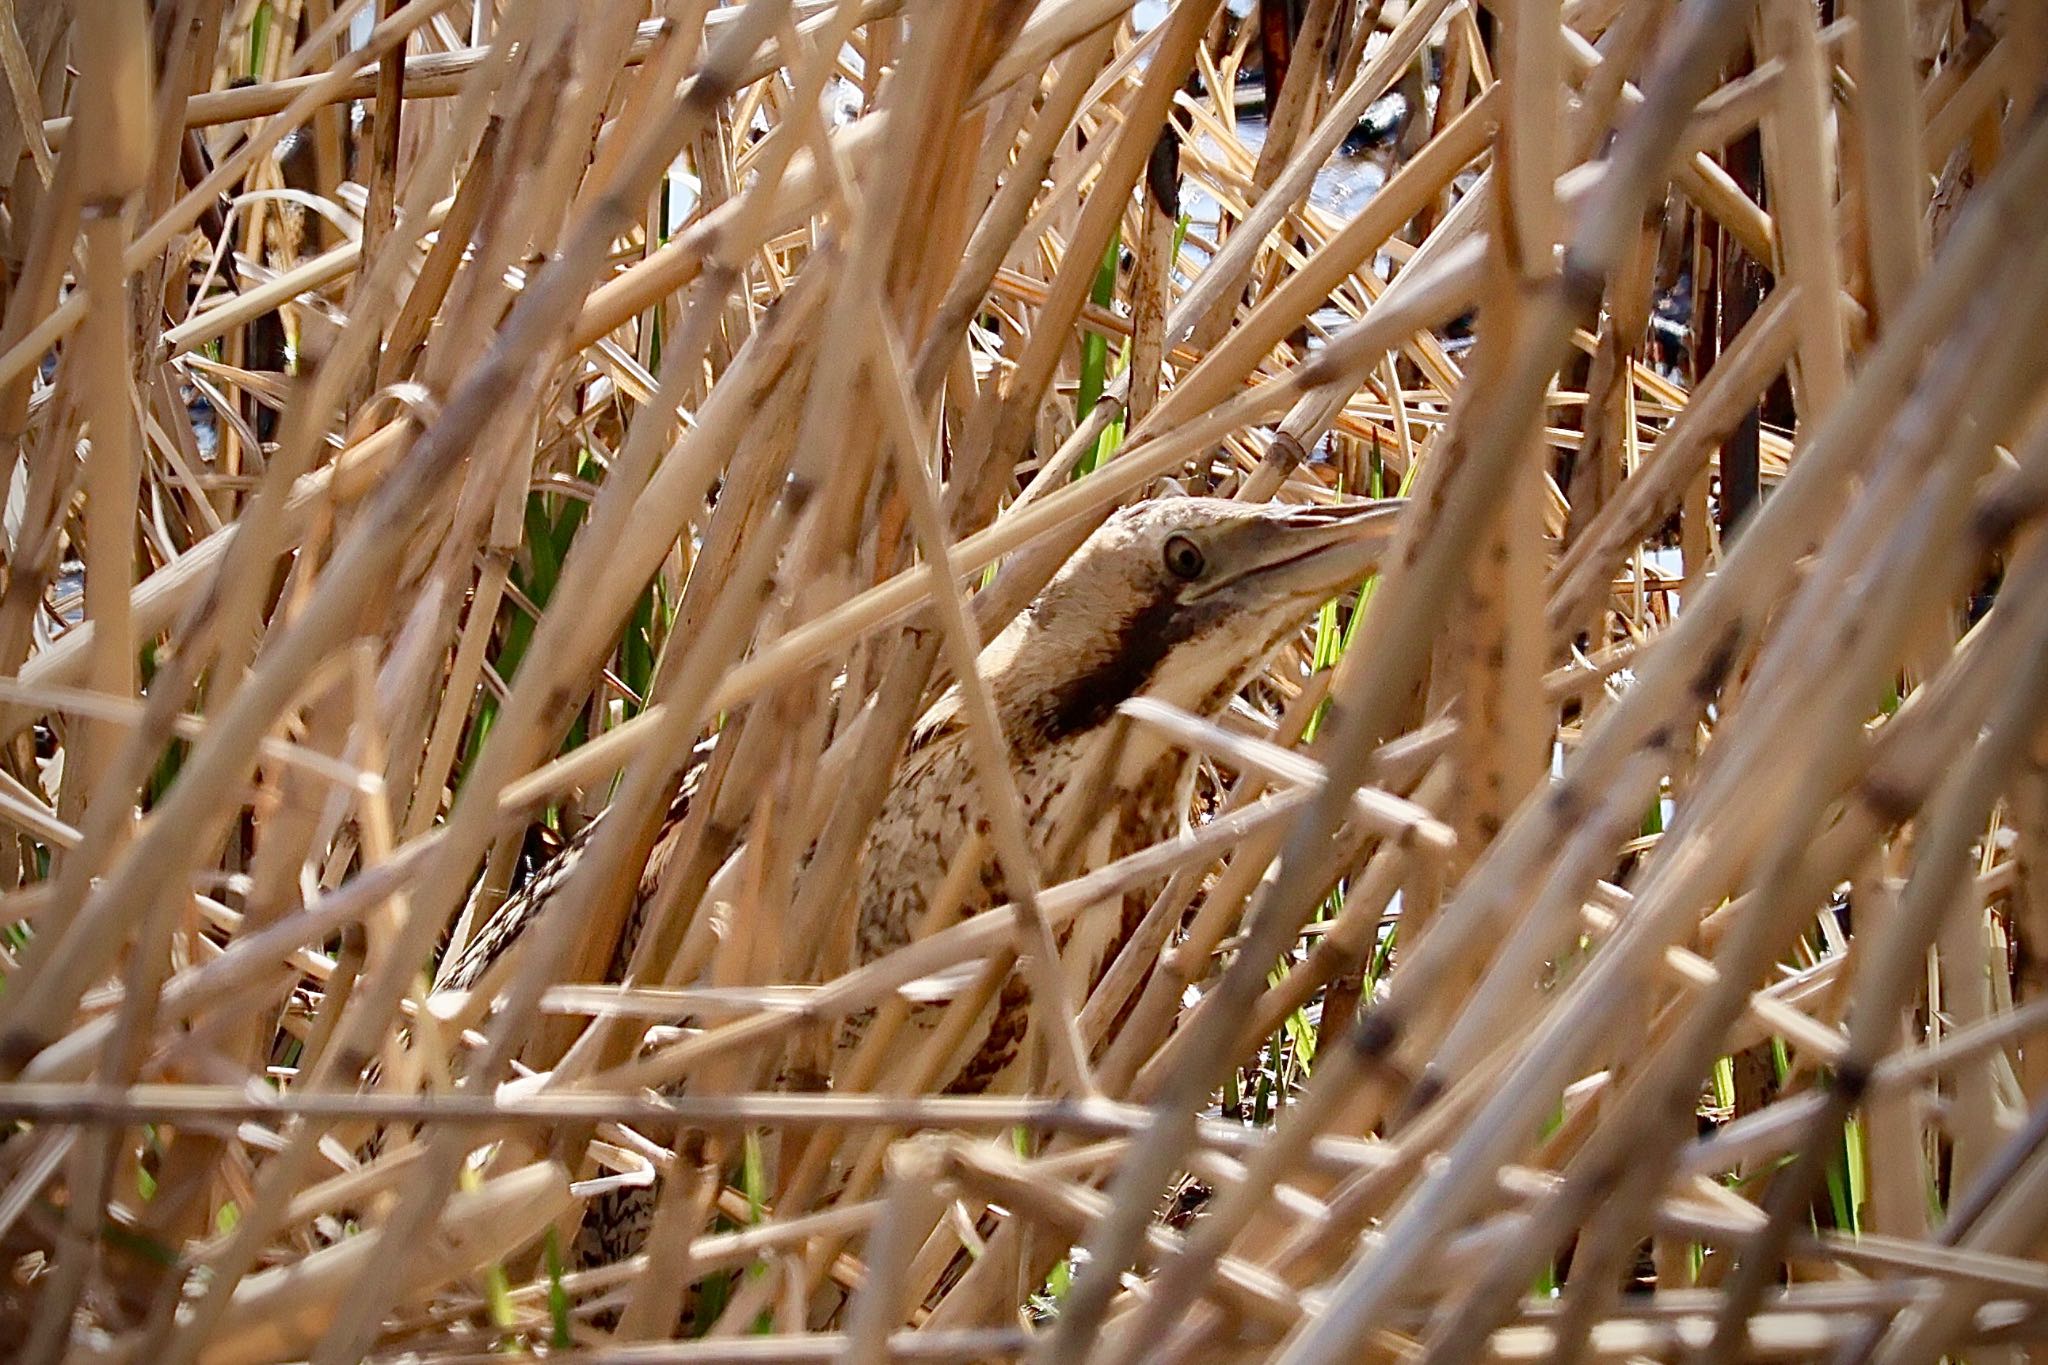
1163,534,1205,581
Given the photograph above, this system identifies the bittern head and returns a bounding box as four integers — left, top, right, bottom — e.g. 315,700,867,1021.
985,496,1406,751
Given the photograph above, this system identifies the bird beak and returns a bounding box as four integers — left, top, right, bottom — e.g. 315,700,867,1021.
1194,498,1408,603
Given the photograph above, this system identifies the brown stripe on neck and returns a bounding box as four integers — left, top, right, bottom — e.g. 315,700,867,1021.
1020,592,1226,748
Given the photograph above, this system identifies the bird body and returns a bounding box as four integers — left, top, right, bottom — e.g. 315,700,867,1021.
854,494,1408,1088
425,494,1403,1265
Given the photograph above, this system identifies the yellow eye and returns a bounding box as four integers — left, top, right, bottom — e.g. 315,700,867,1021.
1163,534,1205,580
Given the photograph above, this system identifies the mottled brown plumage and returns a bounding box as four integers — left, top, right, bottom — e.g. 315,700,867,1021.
431,494,1403,1266
845,495,1405,1090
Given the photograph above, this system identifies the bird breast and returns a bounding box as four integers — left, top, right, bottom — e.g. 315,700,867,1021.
851,722,1192,993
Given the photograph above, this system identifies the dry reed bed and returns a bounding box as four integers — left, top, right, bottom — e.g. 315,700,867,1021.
0,0,2044,1359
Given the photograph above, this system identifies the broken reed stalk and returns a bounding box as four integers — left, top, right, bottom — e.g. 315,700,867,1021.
2,1,2046,1361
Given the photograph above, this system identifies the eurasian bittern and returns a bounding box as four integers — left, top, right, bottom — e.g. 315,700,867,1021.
431,493,1404,1262
849,495,1405,1090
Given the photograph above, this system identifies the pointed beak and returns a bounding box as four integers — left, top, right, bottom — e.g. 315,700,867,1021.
1193,498,1407,604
